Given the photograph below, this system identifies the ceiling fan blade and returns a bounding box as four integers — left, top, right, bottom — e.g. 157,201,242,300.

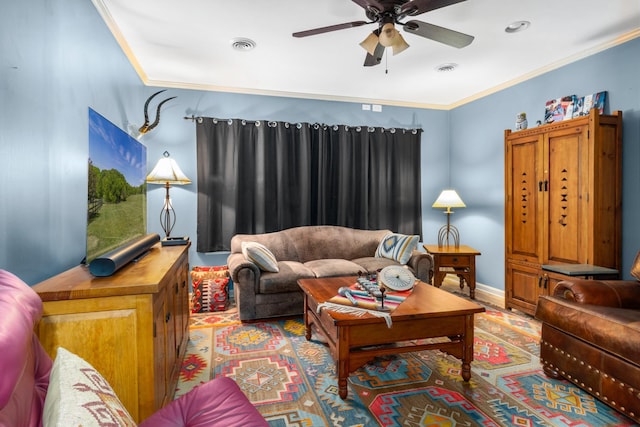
364,43,385,66
351,0,387,13
293,20,370,38
400,0,467,16
403,20,474,48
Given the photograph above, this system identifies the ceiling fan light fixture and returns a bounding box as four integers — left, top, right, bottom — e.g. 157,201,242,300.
378,23,409,55
391,33,409,55
378,23,396,47
359,32,379,56
505,20,530,33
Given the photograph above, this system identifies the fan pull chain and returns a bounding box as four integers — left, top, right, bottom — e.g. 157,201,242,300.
385,51,389,74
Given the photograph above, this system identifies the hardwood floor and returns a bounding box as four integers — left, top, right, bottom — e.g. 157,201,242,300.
439,274,505,309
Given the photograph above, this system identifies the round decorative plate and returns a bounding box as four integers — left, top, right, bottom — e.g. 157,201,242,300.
379,266,416,291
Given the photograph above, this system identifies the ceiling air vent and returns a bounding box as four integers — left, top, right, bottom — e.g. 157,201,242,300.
231,38,256,51
435,63,458,73
505,21,531,33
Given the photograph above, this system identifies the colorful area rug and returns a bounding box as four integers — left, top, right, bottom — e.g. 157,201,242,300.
175,299,636,427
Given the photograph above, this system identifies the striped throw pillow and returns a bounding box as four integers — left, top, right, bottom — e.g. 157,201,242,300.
375,233,419,265
241,241,279,272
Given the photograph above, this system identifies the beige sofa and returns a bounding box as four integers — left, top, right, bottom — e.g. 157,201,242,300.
227,225,433,321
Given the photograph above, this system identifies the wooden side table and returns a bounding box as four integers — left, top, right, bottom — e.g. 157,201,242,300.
423,244,481,299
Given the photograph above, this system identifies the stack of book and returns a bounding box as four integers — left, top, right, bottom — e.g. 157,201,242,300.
544,91,607,123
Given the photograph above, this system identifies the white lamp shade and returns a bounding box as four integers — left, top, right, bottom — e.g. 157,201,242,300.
146,156,191,185
432,190,466,209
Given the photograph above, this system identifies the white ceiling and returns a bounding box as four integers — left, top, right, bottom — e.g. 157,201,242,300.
93,0,640,109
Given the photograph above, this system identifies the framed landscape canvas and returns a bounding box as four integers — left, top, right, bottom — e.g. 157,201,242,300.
86,108,147,263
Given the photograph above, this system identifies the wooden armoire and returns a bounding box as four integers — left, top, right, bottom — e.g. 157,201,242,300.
504,108,622,315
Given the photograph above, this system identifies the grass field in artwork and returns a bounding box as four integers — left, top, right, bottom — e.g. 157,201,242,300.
87,193,146,262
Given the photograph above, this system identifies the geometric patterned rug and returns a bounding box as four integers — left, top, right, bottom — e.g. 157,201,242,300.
175,297,637,427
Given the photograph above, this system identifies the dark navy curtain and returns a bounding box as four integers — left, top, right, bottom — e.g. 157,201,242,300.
196,118,422,252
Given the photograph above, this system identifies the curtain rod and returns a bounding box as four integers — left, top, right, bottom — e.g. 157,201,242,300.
183,115,422,133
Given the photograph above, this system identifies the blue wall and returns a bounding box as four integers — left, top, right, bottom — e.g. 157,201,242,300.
450,38,640,288
148,92,451,272
1,0,638,289
0,0,449,284
1,0,148,284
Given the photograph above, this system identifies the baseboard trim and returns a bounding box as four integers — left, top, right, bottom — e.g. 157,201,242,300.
440,274,505,309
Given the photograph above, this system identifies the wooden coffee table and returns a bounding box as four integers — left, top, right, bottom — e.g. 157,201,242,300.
297,276,485,399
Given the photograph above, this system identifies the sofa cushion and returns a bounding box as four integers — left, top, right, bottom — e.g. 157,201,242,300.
304,259,364,278
0,269,52,427
258,261,315,294
352,256,400,273
43,347,135,427
375,233,419,265
242,241,279,272
139,376,268,427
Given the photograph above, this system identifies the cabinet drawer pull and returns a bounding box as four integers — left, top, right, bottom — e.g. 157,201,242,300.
165,312,171,323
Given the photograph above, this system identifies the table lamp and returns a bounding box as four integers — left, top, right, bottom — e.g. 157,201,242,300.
432,189,466,248
146,151,191,245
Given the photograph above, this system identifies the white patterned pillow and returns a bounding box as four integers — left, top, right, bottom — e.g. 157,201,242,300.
375,233,419,265
241,241,279,272
43,347,136,427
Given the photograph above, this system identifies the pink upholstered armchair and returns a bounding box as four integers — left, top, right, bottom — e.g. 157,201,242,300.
0,269,268,427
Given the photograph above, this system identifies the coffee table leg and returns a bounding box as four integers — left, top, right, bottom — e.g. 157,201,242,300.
461,362,471,382
337,326,349,399
338,371,348,399
461,314,474,382
303,294,312,341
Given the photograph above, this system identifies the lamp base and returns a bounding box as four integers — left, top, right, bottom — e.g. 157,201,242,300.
437,225,460,248
161,236,190,246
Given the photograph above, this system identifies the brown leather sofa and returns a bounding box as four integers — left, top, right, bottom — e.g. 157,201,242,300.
535,255,640,423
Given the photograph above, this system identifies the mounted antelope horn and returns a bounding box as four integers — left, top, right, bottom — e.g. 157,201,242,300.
138,90,176,135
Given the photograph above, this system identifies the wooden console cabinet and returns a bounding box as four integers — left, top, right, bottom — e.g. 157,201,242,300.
33,243,190,422
504,108,622,315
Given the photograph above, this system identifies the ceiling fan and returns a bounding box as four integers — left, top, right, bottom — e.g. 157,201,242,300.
293,0,474,66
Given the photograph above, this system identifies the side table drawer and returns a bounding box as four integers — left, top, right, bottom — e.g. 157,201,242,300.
438,255,470,266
